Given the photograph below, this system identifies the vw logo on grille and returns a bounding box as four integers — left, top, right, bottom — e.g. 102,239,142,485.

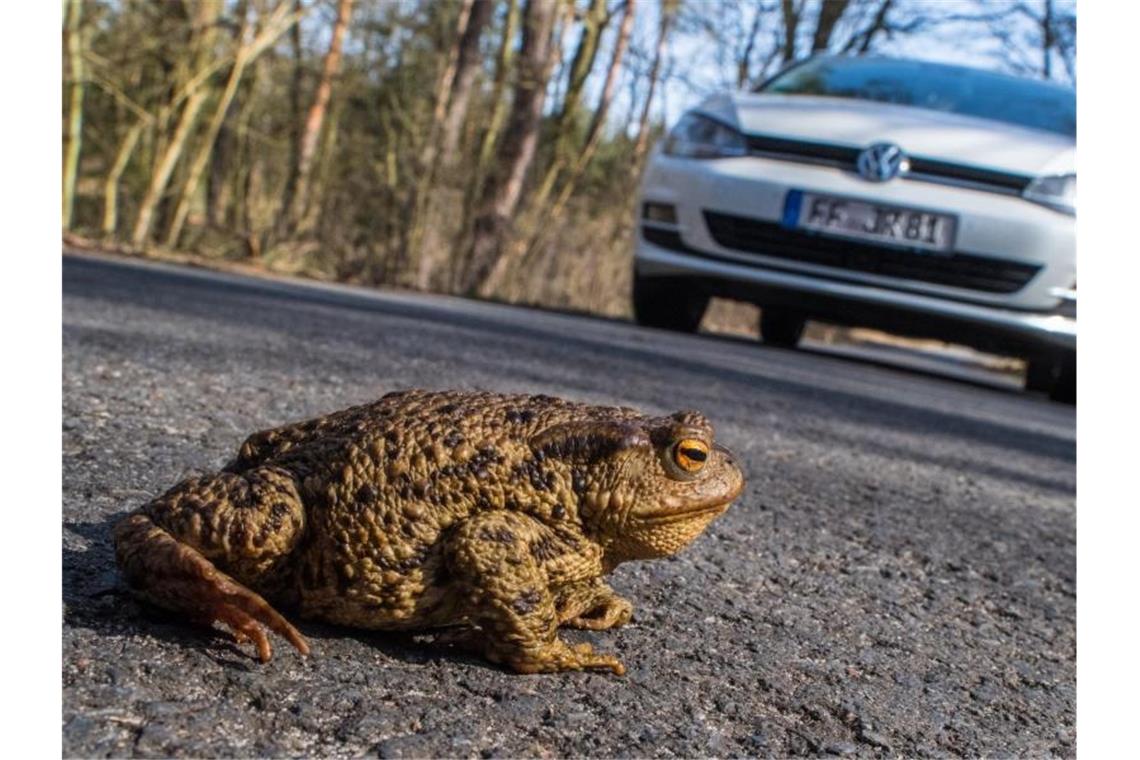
856,142,909,182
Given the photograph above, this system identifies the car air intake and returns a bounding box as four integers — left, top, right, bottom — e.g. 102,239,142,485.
703,211,1040,294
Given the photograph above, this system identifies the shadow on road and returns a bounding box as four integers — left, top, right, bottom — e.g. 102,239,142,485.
63,517,517,674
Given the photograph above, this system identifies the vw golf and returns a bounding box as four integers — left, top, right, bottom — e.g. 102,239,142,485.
632,55,1076,401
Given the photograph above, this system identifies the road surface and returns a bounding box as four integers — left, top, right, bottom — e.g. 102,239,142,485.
63,252,1075,757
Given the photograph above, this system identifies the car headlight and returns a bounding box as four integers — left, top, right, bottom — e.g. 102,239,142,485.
1023,173,1076,215
662,112,747,159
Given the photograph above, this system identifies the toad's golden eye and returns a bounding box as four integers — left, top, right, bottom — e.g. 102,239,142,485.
673,438,709,473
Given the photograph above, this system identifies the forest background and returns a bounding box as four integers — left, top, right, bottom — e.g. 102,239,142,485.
61,0,1075,324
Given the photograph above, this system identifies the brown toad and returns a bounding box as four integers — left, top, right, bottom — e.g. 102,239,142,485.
114,390,744,674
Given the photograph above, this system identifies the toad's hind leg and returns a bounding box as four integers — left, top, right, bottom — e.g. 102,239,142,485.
444,512,625,675
113,466,310,661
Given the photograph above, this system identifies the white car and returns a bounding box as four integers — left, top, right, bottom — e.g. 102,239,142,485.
632,55,1076,401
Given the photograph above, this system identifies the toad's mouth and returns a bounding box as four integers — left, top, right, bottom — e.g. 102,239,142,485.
632,477,744,526
634,500,733,527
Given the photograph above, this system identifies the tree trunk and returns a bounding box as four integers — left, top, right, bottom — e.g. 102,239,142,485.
102,121,144,238
166,3,301,248
62,0,85,230
400,0,478,287
461,0,521,283
235,42,271,257
439,0,494,168
460,0,559,295
811,0,851,53
309,89,346,236
276,0,307,235
416,0,474,180
737,1,765,89
284,0,354,233
1042,0,1055,79
130,88,209,247
475,0,521,177
780,0,802,63
130,1,222,248
630,0,677,173
531,0,609,208
515,0,635,275
549,0,635,214
559,0,608,130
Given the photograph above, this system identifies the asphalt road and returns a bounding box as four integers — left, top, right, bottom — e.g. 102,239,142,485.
62,252,1075,757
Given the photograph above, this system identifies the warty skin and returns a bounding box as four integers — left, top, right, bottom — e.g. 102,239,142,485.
115,389,745,674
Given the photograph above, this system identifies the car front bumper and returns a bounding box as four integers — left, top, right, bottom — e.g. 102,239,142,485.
635,231,1076,355
634,152,1076,356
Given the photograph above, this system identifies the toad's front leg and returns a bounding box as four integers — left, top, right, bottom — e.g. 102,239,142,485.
444,512,625,675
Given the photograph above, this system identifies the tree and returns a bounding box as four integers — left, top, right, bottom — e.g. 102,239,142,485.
735,1,769,89
129,1,224,248
166,2,305,247
62,0,85,230
532,0,612,209
440,0,495,168
282,0,354,234
460,0,559,295
555,0,636,206
475,0,522,181
1016,0,1076,82
630,0,678,173
811,0,852,53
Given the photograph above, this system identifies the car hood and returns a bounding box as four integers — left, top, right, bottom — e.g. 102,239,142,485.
698,93,1075,177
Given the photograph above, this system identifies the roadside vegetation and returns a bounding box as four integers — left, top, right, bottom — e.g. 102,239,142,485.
62,0,1074,321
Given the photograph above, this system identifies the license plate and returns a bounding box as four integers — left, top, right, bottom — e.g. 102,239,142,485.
788,191,957,252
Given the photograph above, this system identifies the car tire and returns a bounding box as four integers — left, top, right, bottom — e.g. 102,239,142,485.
759,308,806,348
631,274,708,333
1024,357,1057,393
1025,354,1076,403
1048,354,1076,404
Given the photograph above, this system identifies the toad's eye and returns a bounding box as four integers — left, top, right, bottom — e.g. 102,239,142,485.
673,439,709,473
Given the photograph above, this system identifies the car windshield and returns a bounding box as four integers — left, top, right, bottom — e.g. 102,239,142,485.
758,56,1075,138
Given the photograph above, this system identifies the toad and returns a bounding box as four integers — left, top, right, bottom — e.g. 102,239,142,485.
115,390,744,674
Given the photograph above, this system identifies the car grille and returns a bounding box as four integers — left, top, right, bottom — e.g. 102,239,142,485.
703,211,1040,294
744,133,1034,196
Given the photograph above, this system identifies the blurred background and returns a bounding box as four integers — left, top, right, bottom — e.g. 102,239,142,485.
60,0,1075,321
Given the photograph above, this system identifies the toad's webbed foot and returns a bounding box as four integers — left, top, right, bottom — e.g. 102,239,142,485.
556,579,633,631
433,627,624,675
492,639,626,676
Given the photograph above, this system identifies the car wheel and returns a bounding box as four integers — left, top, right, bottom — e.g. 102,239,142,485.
759,308,806,348
1048,354,1076,404
1024,357,1057,393
631,274,708,333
